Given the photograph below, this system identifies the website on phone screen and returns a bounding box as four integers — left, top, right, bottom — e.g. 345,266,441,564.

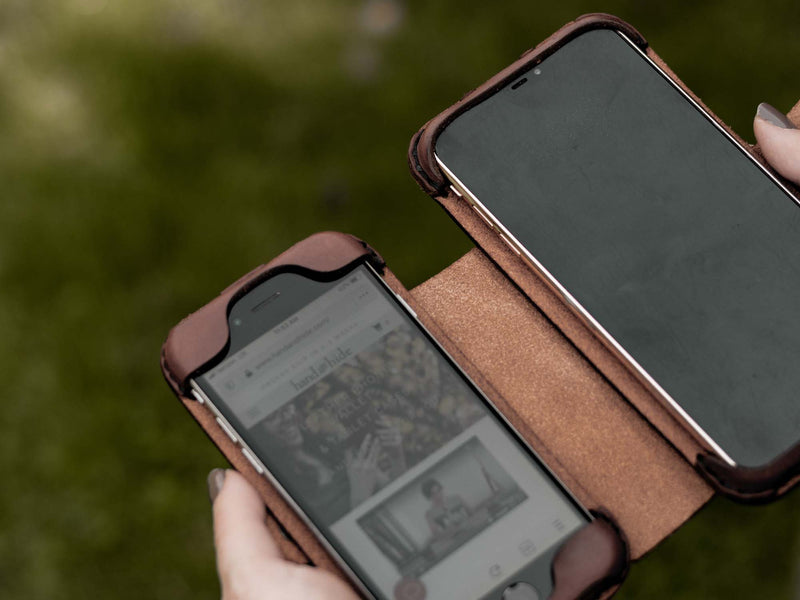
201,266,585,600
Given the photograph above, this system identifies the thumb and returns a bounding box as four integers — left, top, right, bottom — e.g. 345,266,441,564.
753,102,800,185
208,469,361,600
208,469,283,590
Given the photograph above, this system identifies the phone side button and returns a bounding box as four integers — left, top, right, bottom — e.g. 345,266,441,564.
395,294,418,319
470,203,497,231
215,417,239,444
190,389,205,405
241,448,265,475
499,232,521,256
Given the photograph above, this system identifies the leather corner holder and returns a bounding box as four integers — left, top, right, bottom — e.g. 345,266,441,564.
162,231,384,391
409,13,646,197
550,512,628,600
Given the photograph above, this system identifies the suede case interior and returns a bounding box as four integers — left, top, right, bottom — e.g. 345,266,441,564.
161,232,629,599
408,12,800,502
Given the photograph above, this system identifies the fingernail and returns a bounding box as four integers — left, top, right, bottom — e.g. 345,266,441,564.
756,103,797,129
207,468,226,503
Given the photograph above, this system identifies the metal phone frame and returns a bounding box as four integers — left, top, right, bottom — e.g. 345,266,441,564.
435,30,800,468
189,261,592,600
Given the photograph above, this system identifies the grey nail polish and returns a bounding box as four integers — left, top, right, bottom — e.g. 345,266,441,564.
207,468,226,503
757,103,797,129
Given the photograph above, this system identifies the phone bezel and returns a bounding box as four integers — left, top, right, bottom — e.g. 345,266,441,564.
434,29,800,469
189,260,592,600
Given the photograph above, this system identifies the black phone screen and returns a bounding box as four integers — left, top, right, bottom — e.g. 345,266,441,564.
435,29,800,468
194,265,587,600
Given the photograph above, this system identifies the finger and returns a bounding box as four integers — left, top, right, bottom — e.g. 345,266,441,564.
357,433,372,459
367,435,382,465
210,470,283,587
754,102,800,185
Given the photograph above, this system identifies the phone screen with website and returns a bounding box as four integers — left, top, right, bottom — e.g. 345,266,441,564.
193,265,587,600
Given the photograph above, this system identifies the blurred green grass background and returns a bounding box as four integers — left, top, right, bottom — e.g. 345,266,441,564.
1,0,800,598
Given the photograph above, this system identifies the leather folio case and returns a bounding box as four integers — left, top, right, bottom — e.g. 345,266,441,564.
161,14,800,599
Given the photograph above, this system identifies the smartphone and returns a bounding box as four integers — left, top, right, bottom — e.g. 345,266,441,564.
188,260,591,600
433,27,800,471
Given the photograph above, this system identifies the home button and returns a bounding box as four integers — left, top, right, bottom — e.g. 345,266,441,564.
501,582,539,600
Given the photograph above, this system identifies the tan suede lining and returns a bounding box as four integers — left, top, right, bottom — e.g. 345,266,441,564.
411,250,712,559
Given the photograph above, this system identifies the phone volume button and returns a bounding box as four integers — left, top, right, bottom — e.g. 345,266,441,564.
499,232,521,256
190,389,205,405
215,417,239,444
470,203,497,231
241,448,265,475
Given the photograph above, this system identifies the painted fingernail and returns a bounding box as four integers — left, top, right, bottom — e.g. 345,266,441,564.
207,468,226,503
756,103,797,129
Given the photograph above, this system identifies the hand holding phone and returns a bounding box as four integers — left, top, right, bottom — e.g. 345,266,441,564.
209,469,360,600
753,102,800,185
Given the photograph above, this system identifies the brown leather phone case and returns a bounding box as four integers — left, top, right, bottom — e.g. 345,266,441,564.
408,12,800,502
161,232,629,599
